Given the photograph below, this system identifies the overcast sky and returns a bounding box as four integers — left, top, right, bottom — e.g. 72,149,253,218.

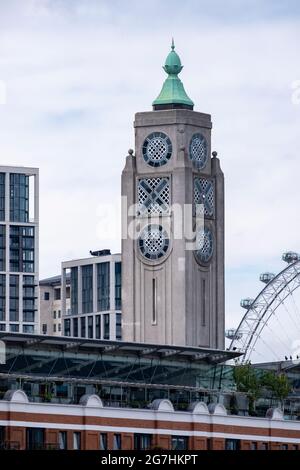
0,0,300,339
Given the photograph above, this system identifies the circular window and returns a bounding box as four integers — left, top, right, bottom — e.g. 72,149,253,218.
195,227,213,263
189,133,208,169
142,132,172,167
139,224,169,260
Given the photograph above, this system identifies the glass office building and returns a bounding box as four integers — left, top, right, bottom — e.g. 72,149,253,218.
0,166,39,334
62,251,121,340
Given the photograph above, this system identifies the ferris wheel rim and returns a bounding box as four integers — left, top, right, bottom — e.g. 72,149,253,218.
229,259,300,362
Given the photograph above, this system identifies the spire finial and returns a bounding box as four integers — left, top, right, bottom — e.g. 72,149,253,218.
152,41,194,110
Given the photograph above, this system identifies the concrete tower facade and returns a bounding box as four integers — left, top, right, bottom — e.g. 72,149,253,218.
122,43,224,349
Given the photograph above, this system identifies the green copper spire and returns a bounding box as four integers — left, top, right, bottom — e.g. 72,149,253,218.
153,40,194,110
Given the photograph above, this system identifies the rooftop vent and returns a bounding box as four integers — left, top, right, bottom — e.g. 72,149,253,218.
89,249,111,257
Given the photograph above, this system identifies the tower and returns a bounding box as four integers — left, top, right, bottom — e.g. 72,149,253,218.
122,42,224,349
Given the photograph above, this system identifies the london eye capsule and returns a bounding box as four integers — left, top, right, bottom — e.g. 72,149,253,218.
282,252,300,264
225,328,242,340
240,298,254,309
259,272,275,284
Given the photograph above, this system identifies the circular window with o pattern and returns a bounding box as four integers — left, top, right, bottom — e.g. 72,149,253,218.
142,132,172,167
195,227,213,264
139,224,169,260
189,133,208,169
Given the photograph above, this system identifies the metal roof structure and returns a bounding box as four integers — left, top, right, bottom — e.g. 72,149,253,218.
0,332,241,365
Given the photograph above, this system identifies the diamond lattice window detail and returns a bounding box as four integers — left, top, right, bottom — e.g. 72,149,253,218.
194,177,215,218
189,133,208,169
195,227,213,263
138,177,170,216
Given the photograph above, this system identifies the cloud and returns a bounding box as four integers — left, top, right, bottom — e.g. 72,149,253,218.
0,1,300,356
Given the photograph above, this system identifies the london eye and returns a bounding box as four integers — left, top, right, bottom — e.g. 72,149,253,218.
226,252,300,363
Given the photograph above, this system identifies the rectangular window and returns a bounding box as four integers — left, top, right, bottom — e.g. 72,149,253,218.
73,318,78,337
113,434,121,450
66,286,70,299
88,316,93,338
10,173,29,223
53,324,56,333
9,324,19,332
260,442,268,450
225,439,240,451
42,323,47,334
0,225,5,271
95,315,101,339
0,324,5,331
58,310,61,318
97,262,110,311
134,434,152,450
23,325,34,334
58,431,67,450
82,265,93,314
171,436,188,450
44,292,50,301
73,432,81,450
81,317,86,338
103,314,110,340
70,267,78,315
0,174,5,221
26,428,45,450
152,278,157,324
64,318,71,336
0,274,5,322
281,444,288,450
58,323,61,332
250,442,257,450
9,275,19,322
116,313,122,340
54,288,61,300
115,262,121,310
201,279,206,326
292,444,298,450
53,310,56,319
100,433,107,450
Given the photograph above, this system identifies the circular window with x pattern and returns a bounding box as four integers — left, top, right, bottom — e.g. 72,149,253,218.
195,227,213,263
139,224,169,260
142,132,172,167
189,133,208,169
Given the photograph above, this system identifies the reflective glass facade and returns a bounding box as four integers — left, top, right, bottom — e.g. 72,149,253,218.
0,225,5,271
103,313,110,340
0,174,5,221
9,226,34,273
116,313,121,341
97,262,110,311
115,262,121,310
63,257,121,341
0,274,5,322
9,275,19,322
82,265,93,314
0,168,38,334
10,173,29,223
70,268,78,315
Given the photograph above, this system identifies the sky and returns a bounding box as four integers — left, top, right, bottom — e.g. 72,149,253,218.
0,0,300,342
